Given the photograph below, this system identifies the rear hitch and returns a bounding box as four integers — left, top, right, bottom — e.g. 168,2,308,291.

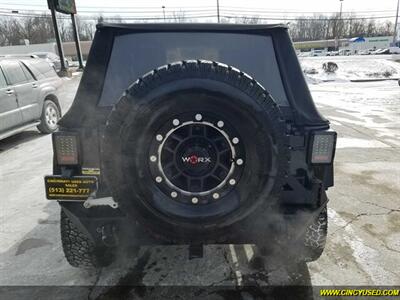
188,244,204,259
99,224,118,247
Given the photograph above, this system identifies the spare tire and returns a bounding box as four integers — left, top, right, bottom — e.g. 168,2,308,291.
102,60,289,242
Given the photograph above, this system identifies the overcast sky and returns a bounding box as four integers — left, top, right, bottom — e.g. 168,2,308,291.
79,0,398,11
0,0,397,12
1,0,398,20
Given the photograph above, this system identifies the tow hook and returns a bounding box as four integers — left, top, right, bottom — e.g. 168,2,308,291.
188,244,203,259
99,224,118,247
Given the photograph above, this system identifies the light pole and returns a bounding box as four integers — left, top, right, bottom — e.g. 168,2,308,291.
71,14,84,70
336,0,344,51
216,0,220,23
48,2,67,74
393,0,399,46
162,5,166,22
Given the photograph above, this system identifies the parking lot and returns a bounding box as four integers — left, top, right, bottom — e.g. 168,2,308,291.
0,60,399,298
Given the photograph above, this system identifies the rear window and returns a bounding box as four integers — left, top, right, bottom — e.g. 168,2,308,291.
23,59,57,79
99,32,289,107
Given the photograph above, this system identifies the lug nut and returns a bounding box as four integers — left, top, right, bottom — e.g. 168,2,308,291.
172,119,180,126
232,137,239,144
150,155,157,162
195,114,202,121
217,121,224,128
229,179,236,185
236,159,243,165
213,193,220,199
191,197,199,204
156,134,163,141
171,191,178,198
156,176,162,183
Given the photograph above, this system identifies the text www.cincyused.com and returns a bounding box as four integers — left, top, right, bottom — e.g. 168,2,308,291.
320,289,400,297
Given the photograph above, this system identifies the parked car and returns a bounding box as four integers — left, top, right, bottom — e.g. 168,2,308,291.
30,52,69,72
326,51,339,56
375,48,390,55
339,49,352,56
311,49,325,56
0,57,62,140
389,47,400,54
359,49,370,55
44,23,337,268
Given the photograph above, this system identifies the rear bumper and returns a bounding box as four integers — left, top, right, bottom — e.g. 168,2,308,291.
59,193,328,246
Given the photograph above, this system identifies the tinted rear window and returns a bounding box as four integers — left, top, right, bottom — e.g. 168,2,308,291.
99,32,288,107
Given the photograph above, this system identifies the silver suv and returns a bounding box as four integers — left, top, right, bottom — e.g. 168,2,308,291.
0,57,62,140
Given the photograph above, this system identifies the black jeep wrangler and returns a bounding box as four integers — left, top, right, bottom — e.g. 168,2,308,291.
45,23,336,268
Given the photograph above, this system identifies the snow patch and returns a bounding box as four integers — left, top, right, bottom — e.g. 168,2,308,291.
336,137,390,149
300,56,400,83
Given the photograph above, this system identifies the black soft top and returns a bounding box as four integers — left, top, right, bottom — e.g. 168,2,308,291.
61,23,328,128
97,22,287,31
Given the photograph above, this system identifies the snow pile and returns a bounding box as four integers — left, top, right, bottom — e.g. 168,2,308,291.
299,56,400,83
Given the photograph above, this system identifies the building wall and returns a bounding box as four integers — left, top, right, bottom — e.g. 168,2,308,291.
293,39,347,51
346,36,394,53
0,43,57,55
0,41,92,59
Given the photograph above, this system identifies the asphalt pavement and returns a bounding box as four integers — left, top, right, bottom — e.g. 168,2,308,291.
0,73,399,299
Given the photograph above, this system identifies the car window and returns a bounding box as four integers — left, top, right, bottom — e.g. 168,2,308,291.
24,60,56,78
23,61,45,79
20,63,35,81
99,33,289,107
0,67,7,89
2,60,28,85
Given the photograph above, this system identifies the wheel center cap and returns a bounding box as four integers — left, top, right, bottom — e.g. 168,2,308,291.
178,141,215,176
184,155,207,165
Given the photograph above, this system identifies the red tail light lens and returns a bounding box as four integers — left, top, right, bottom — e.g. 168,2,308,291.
310,131,337,164
53,132,79,165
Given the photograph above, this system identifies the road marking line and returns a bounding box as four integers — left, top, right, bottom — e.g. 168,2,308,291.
243,244,254,261
229,244,242,286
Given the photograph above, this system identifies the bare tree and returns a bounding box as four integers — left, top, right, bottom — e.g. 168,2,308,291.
289,14,394,42
235,16,260,24
171,10,186,22
0,13,396,46
0,18,25,45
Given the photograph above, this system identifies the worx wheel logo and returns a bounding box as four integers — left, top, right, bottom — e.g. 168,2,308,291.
182,155,211,165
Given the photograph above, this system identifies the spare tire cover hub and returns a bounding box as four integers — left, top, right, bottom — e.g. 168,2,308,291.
149,118,245,204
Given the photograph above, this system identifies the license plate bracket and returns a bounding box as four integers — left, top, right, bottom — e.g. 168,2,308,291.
44,176,98,200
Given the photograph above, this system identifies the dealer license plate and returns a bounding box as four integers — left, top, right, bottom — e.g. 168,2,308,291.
44,176,98,200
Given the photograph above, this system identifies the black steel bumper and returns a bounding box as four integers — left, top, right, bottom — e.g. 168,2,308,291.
59,186,328,247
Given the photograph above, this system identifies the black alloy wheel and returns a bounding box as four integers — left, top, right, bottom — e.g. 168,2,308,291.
148,114,245,205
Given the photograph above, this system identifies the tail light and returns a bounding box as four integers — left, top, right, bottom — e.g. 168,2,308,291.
53,132,79,165
309,131,337,164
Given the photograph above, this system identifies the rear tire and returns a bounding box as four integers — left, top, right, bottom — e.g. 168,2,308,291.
303,206,328,262
60,209,115,268
37,99,60,134
102,60,288,242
